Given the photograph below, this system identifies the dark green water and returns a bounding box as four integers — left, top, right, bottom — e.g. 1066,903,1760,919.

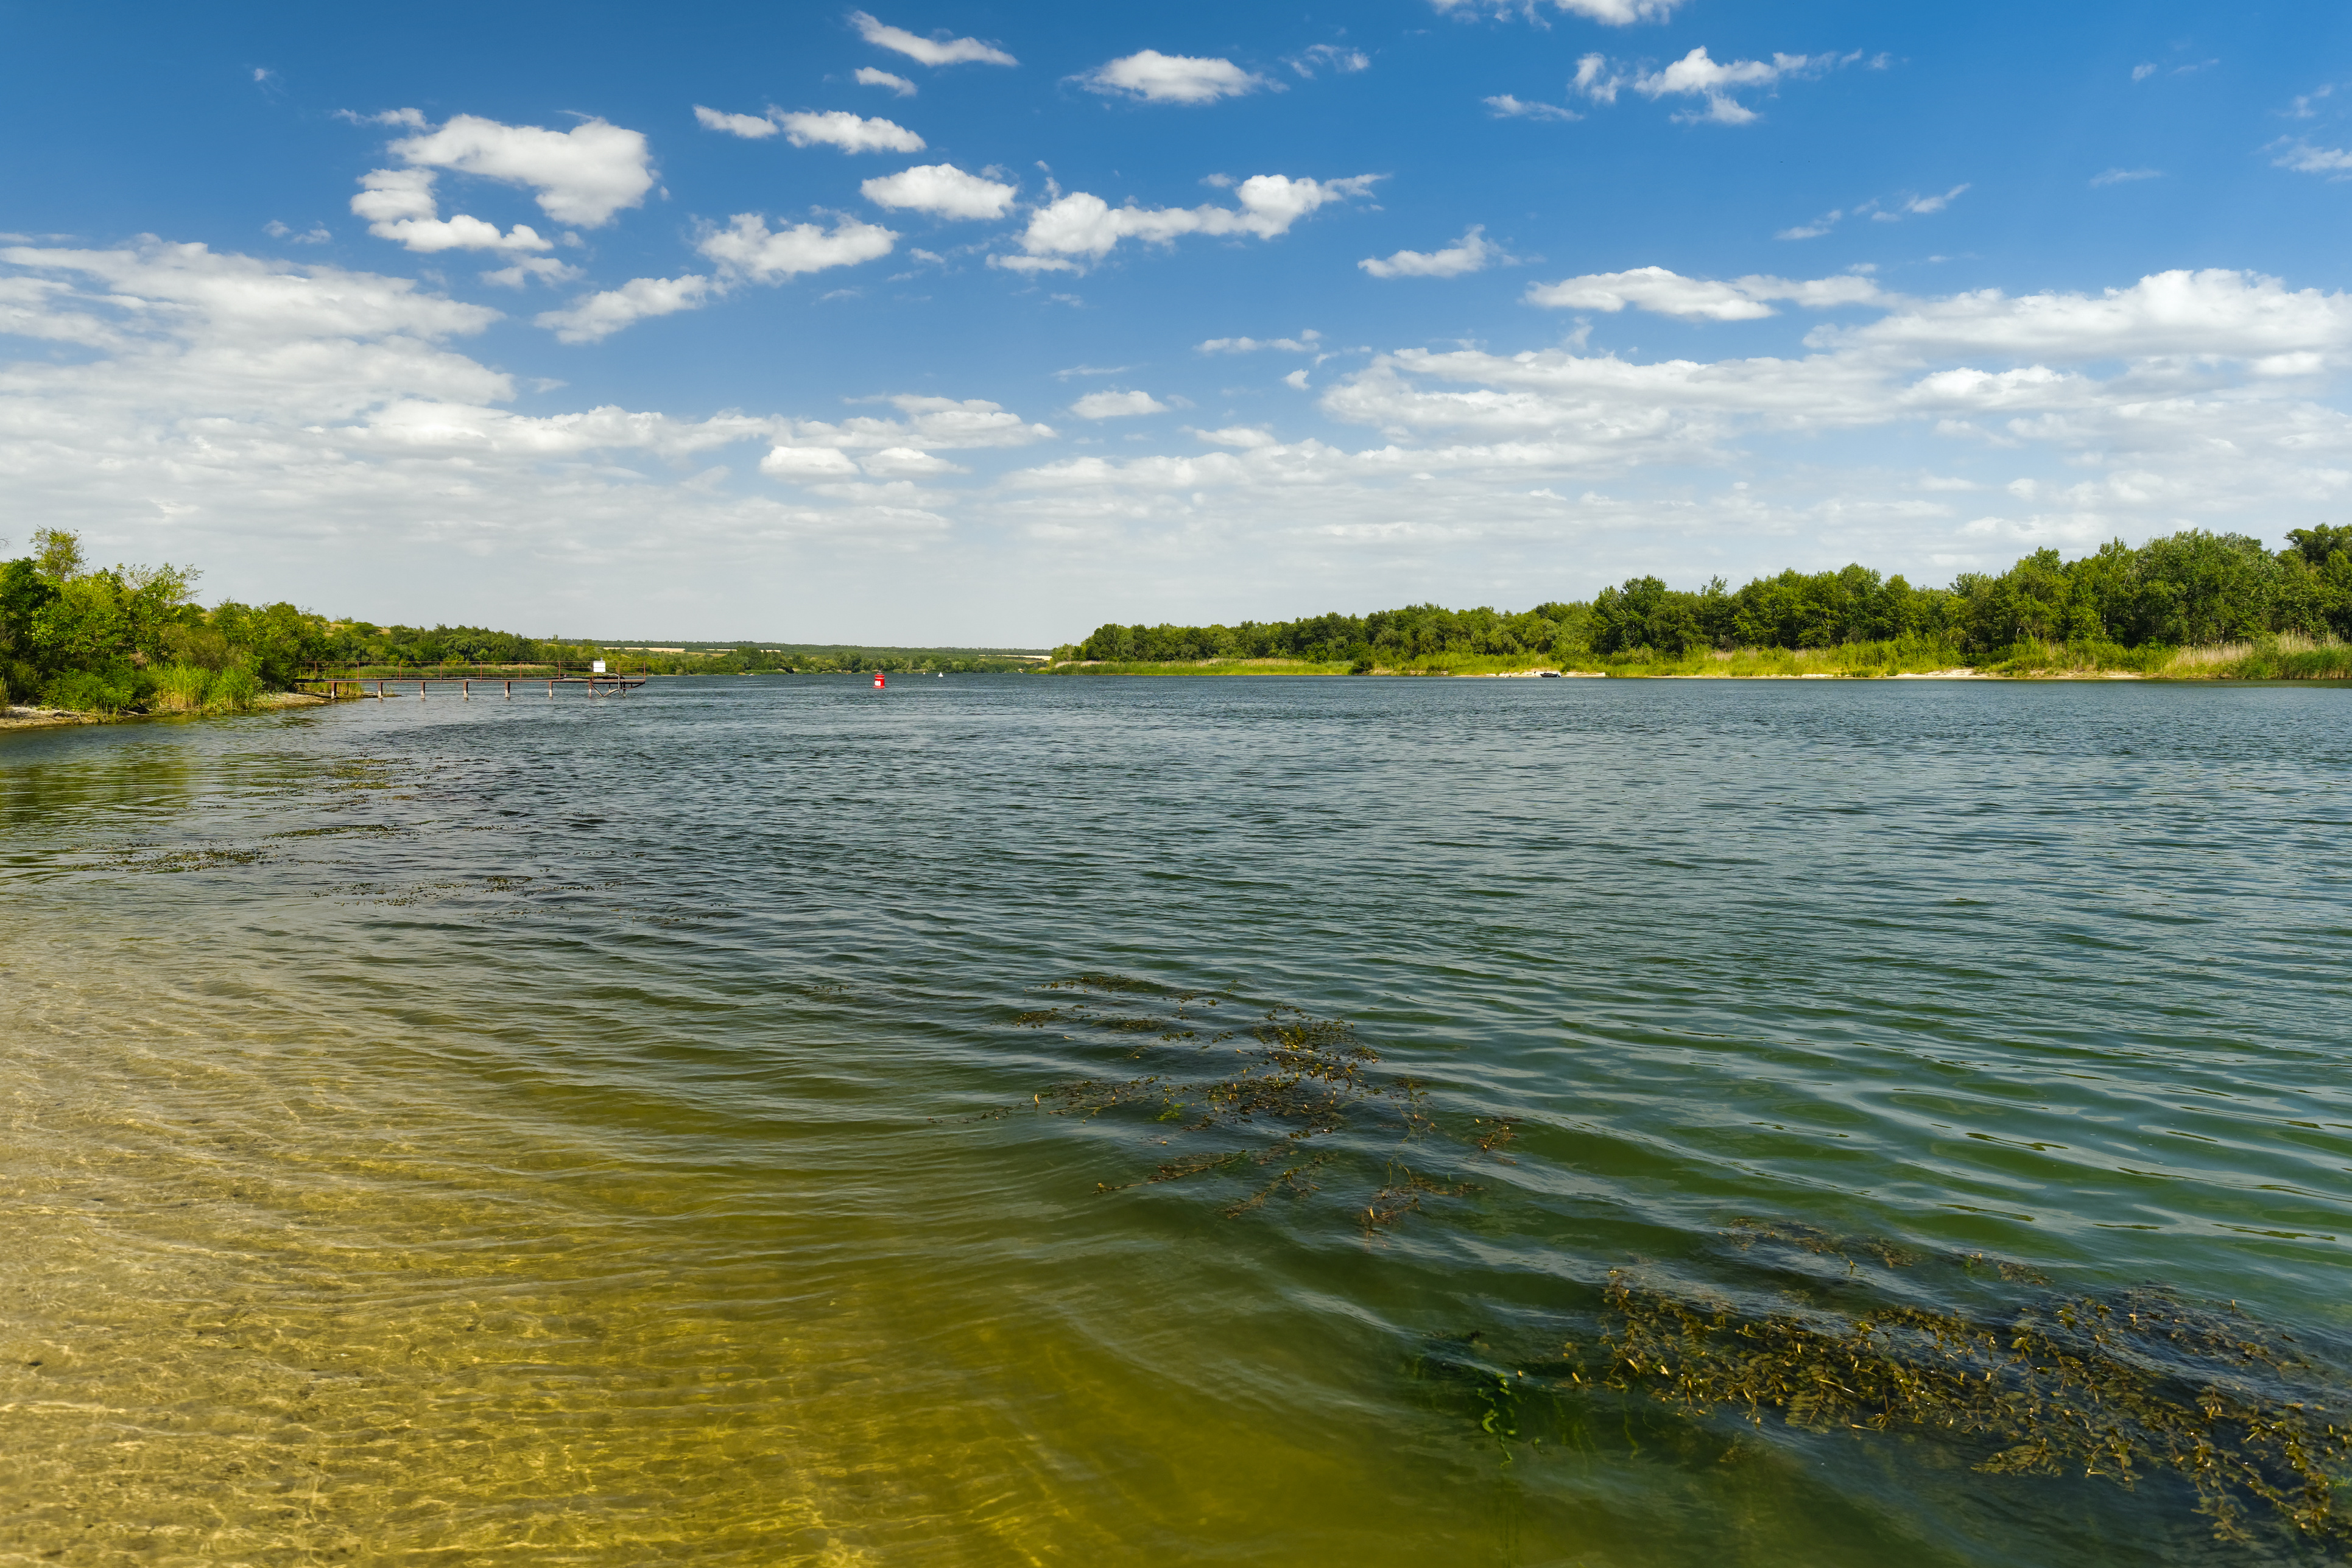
2,676,2347,1566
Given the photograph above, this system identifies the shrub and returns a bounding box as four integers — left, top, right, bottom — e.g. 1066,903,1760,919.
44,667,136,714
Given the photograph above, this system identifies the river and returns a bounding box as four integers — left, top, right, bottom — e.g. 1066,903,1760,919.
2,675,2347,1565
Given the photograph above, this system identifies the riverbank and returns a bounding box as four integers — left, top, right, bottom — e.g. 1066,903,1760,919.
0,691,325,731
1043,635,2352,681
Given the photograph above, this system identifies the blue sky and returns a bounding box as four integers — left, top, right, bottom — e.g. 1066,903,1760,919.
3,0,2350,642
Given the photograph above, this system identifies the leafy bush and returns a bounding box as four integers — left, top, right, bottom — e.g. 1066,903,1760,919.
44,667,136,714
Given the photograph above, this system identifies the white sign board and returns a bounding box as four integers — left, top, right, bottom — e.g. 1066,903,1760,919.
591,659,606,673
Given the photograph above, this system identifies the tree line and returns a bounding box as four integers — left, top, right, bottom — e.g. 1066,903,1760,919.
0,529,1038,715
1057,529,2352,669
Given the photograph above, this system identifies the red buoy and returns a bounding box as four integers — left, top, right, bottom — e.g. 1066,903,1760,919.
873,671,886,689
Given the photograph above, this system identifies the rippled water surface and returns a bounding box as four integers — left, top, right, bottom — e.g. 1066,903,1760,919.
3,675,2348,1566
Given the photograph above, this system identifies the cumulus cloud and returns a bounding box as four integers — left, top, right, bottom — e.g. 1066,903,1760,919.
1070,388,1171,418
697,214,898,283
850,11,1016,68
761,445,862,478
1429,0,1684,22
1010,174,1378,266
1485,94,1579,121
856,66,917,96
1077,51,1273,105
1289,44,1370,77
694,105,781,139
535,275,713,344
382,113,656,227
775,110,925,153
1197,329,1322,354
1524,265,1881,320
1360,227,1503,278
1638,46,1853,123
350,169,552,253
861,163,1016,220
1571,46,1854,123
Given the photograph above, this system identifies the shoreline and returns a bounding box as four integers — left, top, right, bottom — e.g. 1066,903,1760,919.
1,691,326,731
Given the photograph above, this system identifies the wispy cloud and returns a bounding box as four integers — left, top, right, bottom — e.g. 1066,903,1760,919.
1360,227,1505,278
1484,94,1579,121
2090,167,2163,186
848,11,1016,68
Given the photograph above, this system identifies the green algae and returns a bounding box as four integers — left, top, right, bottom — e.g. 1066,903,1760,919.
1012,976,2352,1552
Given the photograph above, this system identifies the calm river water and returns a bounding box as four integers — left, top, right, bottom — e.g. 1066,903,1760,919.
2,675,2347,1566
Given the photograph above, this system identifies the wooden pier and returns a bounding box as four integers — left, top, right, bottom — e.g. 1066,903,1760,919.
295,663,650,701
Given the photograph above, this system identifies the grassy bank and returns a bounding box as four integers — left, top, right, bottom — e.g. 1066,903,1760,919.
1044,633,2352,681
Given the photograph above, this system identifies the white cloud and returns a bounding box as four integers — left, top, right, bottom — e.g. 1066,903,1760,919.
1361,226,1502,279
1077,51,1273,105
2091,167,2164,186
1571,46,1853,123
1070,388,1171,418
697,214,898,284
1573,54,1627,103
482,256,583,288
2132,63,2158,82
988,254,1082,275
1429,0,1685,23
1635,46,1853,124
350,169,552,253
535,275,713,344
861,164,1016,220
1011,174,1378,265
1190,425,1277,447
849,12,1016,68
336,107,428,128
856,67,917,96
1485,94,1580,121
1828,269,2352,363
775,110,924,153
1526,265,1772,320
1198,329,1322,354
385,113,656,227
1887,183,1970,217
1777,209,1841,240
264,220,332,244
859,446,967,475
2272,139,2352,177
785,394,1055,451
1290,44,1370,77
1284,368,1311,390
761,445,862,479
694,105,781,139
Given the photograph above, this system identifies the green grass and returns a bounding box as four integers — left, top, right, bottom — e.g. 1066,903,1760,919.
1045,635,2352,681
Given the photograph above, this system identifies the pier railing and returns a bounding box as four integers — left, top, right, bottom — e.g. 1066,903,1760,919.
296,661,651,700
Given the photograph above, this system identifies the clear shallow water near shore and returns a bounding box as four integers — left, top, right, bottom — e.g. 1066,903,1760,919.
2,675,2348,1566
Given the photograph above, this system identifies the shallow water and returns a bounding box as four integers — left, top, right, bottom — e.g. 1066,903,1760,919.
2,675,2348,1566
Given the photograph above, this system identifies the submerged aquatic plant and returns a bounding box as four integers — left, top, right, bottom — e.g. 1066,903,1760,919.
1010,977,2352,1550
1010,974,1465,1234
